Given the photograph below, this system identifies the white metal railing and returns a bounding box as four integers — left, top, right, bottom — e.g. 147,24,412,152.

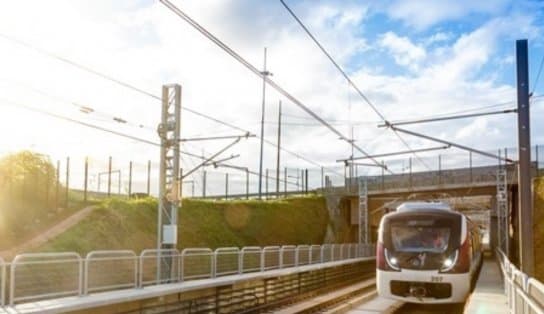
213,247,239,277
139,248,180,287
240,246,261,274
9,252,83,305
261,246,281,271
181,248,213,281
84,250,138,294
497,249,544,314
310,245,321,264
0,243,375,307
279,245,296,268
295,245,310,266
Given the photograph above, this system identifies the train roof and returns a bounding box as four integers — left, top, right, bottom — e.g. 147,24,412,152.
396,201,451,212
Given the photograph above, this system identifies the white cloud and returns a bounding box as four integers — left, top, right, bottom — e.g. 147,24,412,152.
424,32,453,45
386,0,511,30
380,31,426,71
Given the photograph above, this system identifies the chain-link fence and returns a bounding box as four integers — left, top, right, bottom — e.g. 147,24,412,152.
2,145,542,203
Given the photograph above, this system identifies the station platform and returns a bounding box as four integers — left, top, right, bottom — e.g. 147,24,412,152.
464,256,508,313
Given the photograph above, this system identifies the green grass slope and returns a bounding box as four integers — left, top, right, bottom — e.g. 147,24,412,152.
37,196,329,254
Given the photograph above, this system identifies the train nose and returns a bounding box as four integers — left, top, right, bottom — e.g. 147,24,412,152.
409,285,427,299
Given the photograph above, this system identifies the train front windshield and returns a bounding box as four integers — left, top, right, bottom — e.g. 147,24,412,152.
391,225,450,253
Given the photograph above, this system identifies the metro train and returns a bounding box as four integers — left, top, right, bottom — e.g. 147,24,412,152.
376,201,482,304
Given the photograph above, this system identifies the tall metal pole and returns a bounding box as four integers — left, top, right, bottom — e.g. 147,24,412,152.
202,170,207,197
245,168,249,199
84,157,88,203
65,157,69,209
225,173,229,200
516,39,533,275
147,160,151,195
305,169,308,194
128,161,133,197
275,101,282,198
56,160,60,209
284,167,287,197
157,84,182,281
265,169,269,199
107,156,112,197
258,48,270,199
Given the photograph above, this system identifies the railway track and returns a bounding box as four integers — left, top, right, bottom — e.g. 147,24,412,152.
265,277,377,314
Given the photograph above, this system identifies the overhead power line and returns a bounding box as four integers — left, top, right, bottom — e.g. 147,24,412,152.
279,0,385,122
159,0,390,172
0,97,160,146
0,32,341,175
0,79,154,131
279,0,430,170
0,98,284,184
532,54,544,95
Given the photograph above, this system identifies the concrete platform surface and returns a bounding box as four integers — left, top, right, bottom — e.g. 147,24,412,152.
464,257,508,314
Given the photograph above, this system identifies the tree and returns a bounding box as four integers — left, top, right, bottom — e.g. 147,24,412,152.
0,151,57,204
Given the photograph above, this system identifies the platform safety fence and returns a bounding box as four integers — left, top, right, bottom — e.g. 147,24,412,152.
0,243,375,307
497,249,544,314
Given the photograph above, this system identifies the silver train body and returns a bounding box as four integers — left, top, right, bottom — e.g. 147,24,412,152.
376,202,482,304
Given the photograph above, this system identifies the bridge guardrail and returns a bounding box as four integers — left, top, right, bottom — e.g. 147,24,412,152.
310,245,321,264
1,243,375,307
295,245,310,266
280,245,296,268
139,249,180,287
9,252,83,305
213,247,239,277
240,246,261,274
84,250,137,294
497,249,544,314
181,248,213,281
261,246,281,271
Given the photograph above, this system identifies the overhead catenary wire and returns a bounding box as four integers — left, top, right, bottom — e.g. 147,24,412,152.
1,97,300,188
159,0,390,173
532,54,544,95
279,0,430,171
0,97,160,147
0,79,154,131
0,32,342,176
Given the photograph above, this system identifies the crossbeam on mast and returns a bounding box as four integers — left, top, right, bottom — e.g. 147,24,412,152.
390,126,513,163
378,109,517,128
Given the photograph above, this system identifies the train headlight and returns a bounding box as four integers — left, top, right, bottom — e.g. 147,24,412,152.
440,250,458,272
385,249,400,271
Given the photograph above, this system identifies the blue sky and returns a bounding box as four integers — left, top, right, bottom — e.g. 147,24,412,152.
0,0,543,194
